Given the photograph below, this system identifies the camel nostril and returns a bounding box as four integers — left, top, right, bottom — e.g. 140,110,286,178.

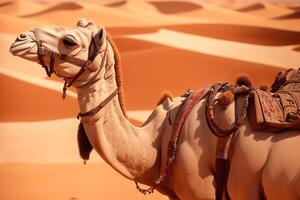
17,33,28,41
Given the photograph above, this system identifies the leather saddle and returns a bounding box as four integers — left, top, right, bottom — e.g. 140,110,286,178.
249,68,300,132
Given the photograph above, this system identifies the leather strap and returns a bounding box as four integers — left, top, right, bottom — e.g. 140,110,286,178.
34,28,54,77
33,28,107,98
77,88,118,118
205,83,251,200
169,88,210,160
62,40,109,99
205,84,240,138
135,88,210,199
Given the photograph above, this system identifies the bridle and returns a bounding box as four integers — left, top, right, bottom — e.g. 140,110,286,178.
33,28,109,99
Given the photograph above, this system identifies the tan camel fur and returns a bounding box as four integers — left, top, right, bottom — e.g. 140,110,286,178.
9,19,300,200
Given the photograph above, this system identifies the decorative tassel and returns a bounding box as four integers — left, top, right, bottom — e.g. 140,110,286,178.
135,182,155,195
62,82,67,99
77,122,93,164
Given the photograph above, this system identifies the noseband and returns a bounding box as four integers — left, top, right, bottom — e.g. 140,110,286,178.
33,28,108,99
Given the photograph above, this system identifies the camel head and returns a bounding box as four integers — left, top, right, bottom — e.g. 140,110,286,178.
9,18,108,89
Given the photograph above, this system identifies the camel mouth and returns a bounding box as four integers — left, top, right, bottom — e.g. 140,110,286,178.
9,32,37,58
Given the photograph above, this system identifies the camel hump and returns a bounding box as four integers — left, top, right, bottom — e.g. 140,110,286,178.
156,91,173,106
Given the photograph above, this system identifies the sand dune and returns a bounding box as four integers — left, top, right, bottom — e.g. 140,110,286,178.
0,0,46,16
128,29,300,68
17,2,153,27
0,164,167,200
174,2,260,23
275,10,300,19
149,1,202,14
106,0,204,26
106,0,127,7
109,23,300,46
237,3,265,12
165,2,300,32
236,2,293,19
0,116,144,163
115,0,159,13
0,14,41,34
16,0,200,28
121,46,282,109
293,46,300,52
19,2,83,18
1,1,300,200
165,23,300,46
0,0,11,6
113,37,167,53
0,118,85,163
107,26,159,36
0,74,78,122
287,5,300,11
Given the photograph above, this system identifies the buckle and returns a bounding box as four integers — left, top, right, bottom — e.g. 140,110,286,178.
84,60,92,69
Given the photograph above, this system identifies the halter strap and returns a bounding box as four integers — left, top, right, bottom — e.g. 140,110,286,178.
34,28,54,77
33,28,108,99
62,40,109,99
77,88,119,119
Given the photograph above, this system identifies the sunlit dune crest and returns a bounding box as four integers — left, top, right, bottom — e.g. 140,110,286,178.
15,1,154,27
113,37,167,53
19,2,83,18
107,26,159,36
237,3,265,12
106,0,203,26
167,2,300,32
105,0,126,7
149,0,202,14
109,24,300,46
233,2,293,19
128,29,300,68
165,23,300,46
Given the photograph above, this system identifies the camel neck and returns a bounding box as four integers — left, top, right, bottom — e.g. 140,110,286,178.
75,58,168,185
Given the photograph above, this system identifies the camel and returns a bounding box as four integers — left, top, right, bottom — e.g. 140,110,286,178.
9,19,300,200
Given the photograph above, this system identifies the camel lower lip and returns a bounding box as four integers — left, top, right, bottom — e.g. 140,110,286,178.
9,42,36,55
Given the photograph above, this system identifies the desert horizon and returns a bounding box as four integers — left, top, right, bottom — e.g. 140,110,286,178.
1,0,300,199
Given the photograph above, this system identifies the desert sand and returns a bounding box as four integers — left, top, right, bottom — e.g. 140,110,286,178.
1,0,300,199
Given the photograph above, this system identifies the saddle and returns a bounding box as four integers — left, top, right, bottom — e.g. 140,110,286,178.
199,69,300,200
249,68,300,131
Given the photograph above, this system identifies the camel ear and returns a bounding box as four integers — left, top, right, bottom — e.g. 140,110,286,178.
76,18,95,28
87,28,107,72
95,27,106,46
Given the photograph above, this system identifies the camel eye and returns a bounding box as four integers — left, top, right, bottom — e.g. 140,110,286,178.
62,37,77,47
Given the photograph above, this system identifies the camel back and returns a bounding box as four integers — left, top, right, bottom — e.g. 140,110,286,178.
249,68,300,131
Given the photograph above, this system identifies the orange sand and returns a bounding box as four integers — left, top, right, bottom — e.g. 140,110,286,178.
294,46,300,52
0,163,167,200
1,0,300,199
149,1,202,14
